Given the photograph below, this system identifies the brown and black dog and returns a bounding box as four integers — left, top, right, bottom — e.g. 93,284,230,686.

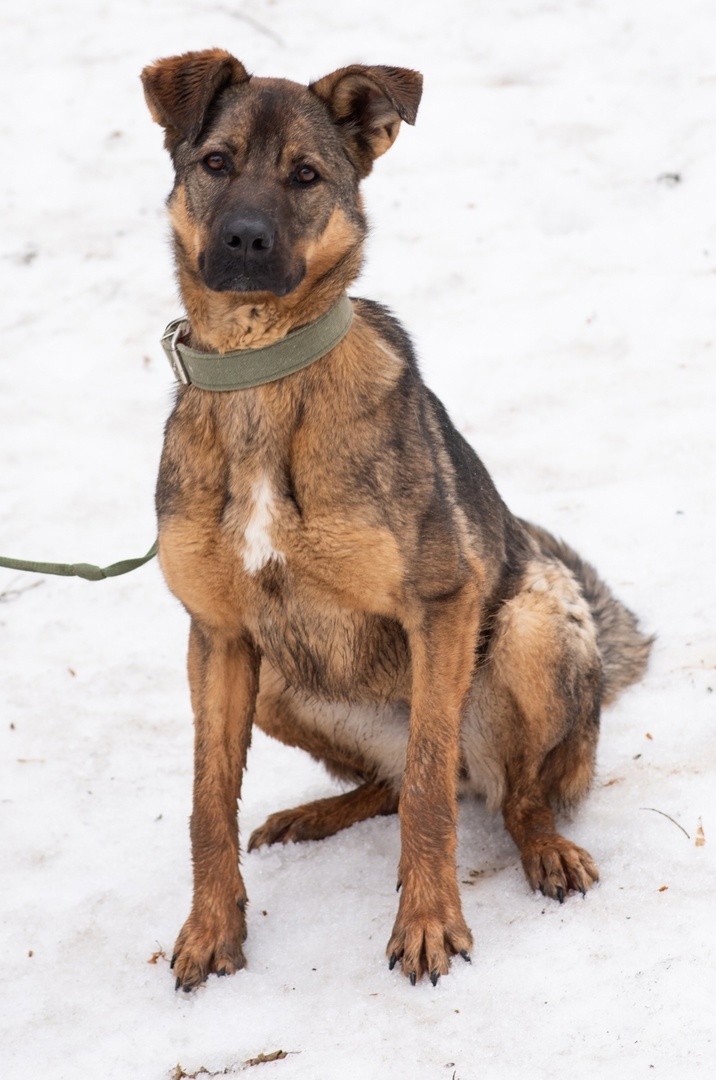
141,50,651,991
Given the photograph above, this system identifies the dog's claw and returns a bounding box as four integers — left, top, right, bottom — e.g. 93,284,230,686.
174,977,181,992
170,954,177,970
388,952,397,971
556,886,565,904
460,949,471,963
409,971,417,986
430,970,439,987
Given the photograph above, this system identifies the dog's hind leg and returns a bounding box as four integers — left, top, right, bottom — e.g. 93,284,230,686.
480,558,603,900
250,667,401,848
501,750,600,901
249,782,398,849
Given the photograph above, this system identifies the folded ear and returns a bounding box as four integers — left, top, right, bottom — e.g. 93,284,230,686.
309,65,423,177
141,49,250,152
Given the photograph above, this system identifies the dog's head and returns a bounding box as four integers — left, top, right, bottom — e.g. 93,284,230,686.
141,50,422,300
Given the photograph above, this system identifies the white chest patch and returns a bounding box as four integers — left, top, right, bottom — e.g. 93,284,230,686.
242,476,286,575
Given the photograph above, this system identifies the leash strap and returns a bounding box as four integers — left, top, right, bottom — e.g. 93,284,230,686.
0,540,158,581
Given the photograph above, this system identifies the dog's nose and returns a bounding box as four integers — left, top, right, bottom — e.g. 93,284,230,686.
222,212,275,255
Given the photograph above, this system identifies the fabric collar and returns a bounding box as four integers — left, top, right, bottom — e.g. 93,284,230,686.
160,294,353,390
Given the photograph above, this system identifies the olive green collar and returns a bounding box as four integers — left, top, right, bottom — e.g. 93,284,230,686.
161,294,353,390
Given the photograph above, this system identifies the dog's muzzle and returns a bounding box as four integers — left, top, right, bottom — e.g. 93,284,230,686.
200,208,303,296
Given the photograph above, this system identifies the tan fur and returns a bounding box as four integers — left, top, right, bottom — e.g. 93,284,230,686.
173,201,364,352
142,50,652,992
249,782,398,849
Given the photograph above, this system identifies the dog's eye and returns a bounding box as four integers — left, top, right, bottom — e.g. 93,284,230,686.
203,153,228,174
294,165,319,185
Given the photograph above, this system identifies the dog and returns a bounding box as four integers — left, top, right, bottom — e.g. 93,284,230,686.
141,49,652,991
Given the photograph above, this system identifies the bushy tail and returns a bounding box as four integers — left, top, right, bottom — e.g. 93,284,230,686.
519,519,654,706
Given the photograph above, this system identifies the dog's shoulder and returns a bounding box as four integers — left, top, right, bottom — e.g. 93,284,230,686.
351,298,511,530
347,294,531,584
351,297,421,377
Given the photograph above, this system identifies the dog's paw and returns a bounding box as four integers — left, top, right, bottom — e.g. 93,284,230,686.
171,904,248,992
248,806,330,850
521,833,599,901
248,803,343,851
386,902,473,986
249,795,363,848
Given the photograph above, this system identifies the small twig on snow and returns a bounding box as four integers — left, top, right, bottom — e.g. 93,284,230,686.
0,577,44,603
245,1051,289,1067
170,1050,294,1079
640,807,690,839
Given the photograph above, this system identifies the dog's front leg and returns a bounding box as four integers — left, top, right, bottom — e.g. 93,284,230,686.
387,584,479,985
172,619,259,992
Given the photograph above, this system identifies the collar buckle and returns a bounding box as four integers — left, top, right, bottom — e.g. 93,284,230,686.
158,295,354,391
160,318,191,385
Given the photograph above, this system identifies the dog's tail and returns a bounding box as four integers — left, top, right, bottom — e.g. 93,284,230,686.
519,520,654,706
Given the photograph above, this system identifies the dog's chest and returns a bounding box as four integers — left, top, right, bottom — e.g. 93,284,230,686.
158,400,409,701
231,473,287,576
229,471,409,699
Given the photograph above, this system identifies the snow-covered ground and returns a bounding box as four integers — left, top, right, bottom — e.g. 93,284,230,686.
1,1,714,1076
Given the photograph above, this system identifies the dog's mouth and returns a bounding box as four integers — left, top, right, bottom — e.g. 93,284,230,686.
198,254,306,297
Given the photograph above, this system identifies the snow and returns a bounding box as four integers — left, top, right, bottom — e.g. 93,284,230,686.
1,0,714,1076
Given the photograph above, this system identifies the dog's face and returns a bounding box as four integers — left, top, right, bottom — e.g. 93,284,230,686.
170,83,363,297
142,51,423,299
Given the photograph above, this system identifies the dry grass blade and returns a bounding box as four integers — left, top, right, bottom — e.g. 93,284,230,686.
639,807,690,839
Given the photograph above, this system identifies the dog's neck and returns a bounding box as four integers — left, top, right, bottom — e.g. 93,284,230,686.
162,294,354,390
181,287,301,352
176,248,363,354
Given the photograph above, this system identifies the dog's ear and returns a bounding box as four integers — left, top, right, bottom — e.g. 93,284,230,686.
141,49,250,152
309,65,423,177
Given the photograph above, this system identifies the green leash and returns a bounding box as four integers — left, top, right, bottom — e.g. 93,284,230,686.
0,541,158,581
